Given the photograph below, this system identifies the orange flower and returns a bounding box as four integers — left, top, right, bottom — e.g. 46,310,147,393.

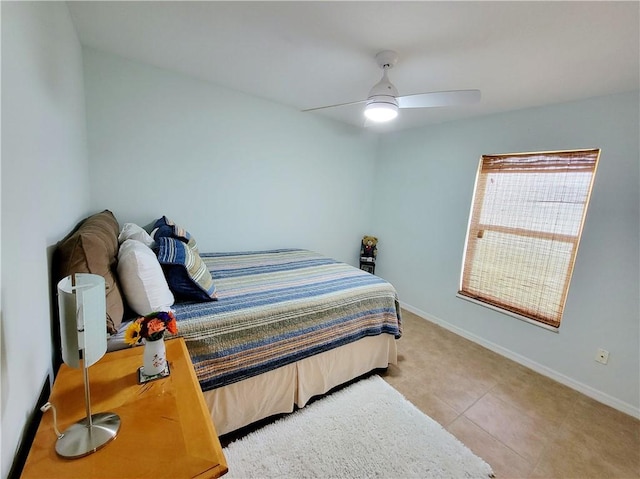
146,318,166,336
166,316,178,335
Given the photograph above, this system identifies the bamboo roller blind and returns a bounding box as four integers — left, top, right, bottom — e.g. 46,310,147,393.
459,149,600,328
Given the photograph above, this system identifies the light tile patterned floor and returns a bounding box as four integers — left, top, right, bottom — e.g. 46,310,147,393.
381,310,640,479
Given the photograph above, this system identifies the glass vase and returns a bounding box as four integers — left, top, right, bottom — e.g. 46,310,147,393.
143,337,166,376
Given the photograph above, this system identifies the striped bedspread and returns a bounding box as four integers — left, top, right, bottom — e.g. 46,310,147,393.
172,249,402,392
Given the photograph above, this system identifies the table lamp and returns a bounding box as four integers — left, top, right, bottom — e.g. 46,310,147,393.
56,273,121,458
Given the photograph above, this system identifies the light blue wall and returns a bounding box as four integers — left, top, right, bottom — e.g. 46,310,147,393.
1,3,91,477
372,91,640,415
83,48,378,266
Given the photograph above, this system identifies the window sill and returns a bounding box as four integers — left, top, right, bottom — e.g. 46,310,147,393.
456,293,560,333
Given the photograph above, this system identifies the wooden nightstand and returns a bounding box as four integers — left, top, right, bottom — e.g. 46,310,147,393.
21,338,228,478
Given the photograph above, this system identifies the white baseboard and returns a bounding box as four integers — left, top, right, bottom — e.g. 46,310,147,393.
399,301,640,420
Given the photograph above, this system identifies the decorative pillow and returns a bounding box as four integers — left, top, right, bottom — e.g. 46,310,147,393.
54,210,124,334
117,239,175,316
151,216,199,254
118,223,155,248
155,237,216,302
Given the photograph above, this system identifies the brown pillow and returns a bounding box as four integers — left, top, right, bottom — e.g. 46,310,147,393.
54,210,124,334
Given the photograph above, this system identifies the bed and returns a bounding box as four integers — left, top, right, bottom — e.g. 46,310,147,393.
54,211,402,436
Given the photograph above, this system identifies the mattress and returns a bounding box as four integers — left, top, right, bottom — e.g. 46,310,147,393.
172,249,402,392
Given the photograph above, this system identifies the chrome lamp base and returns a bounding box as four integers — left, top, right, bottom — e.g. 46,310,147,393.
55,412,121,459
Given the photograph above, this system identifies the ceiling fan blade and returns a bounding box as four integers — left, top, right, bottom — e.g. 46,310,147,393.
397,90,481,109
302,99,367,113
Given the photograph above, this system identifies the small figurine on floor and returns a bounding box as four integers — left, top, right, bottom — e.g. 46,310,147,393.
360,235,378,274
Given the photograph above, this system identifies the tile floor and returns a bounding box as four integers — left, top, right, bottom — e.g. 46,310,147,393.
381,310,640,479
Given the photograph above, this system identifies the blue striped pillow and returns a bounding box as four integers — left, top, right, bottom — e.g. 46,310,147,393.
156,237,216,302
152,216,199,254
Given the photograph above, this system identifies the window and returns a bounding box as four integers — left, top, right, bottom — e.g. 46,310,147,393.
459,149,600,329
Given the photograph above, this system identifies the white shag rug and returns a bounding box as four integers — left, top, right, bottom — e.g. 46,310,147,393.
223,375,494,479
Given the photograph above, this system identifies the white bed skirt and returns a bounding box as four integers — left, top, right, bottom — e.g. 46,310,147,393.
204,334,398,436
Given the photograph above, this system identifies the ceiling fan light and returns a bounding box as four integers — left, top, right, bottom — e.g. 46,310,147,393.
364,102,399,122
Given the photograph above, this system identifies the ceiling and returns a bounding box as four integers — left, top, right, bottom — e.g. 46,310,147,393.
68,1,639,133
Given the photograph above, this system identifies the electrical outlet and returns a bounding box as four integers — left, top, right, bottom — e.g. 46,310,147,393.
595,348,609,365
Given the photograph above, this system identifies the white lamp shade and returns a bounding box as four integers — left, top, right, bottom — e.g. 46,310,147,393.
364,102,399,122
58,273,107,368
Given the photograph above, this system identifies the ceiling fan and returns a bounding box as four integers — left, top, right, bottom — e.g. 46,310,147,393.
303,50,481,123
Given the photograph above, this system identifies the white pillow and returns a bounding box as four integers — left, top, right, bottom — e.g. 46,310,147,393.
118,223,155,248
117,239,174,316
